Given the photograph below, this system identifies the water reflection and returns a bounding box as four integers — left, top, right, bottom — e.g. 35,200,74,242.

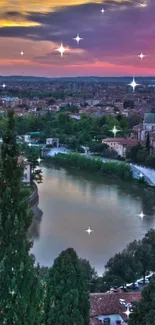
64,168,155,218
31,163,155,275
29,206,43,239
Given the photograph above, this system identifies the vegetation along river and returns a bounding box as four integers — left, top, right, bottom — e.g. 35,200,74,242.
31,163,155,275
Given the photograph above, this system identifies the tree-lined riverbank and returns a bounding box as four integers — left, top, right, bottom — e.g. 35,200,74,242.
45,153,134,181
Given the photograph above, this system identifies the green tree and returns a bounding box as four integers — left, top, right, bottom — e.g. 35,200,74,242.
129,277,155,325
127,114,142,129
25,146,43,184
134,243,153,283
101,273,123,291
0,110,42,325
136,147,148,164
79,258,98,292
146,154,155,169
43,123,53,138
142,229,155,271
126,142,148,164
105,251,138,287
44,248,90,325
143,229,155,250
89,142,108,154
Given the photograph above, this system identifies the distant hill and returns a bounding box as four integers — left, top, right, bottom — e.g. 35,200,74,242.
0,76,155,84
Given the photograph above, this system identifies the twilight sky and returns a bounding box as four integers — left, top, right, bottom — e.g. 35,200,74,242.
0,0,154,77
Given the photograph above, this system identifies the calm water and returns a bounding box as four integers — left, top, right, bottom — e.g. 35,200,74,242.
31,163,155,275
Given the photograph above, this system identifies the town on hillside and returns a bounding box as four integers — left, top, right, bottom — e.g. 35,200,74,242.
1,80,155,325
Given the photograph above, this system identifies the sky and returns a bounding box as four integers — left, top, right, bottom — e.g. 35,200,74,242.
0,0,155,77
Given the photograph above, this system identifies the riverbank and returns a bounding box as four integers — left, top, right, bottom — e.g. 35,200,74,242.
44,153,133,181
27,181,43,220
31,163,155,274
43,153,155,197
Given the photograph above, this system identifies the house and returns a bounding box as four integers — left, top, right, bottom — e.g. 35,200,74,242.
90,291,141,325
102,138,139,157
23,134,31,143
46,138,59,147
132,113,155,153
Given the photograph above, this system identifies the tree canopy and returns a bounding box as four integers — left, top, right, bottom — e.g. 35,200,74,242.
44,248,90,325
129,277,155,325
0,110,42,324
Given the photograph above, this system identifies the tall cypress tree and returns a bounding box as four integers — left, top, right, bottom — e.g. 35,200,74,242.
44,248,90,325
0,110,42,325
146,132,150,153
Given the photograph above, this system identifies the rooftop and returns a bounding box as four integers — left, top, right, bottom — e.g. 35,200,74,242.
90,292,141,320
27,131,44,135
144,113,155,124
102,138,139,146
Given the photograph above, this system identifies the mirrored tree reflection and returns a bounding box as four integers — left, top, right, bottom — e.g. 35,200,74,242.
28,206,43,239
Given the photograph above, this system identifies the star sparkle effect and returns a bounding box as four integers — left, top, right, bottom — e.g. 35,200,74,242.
2,83,6,88
124,306,133,319
139,173,143,178
138,53,146,60
73,34,83,45
138,211,145,219
128,78,140,91
101,8,105,13
56,43,67,57
85,227,93,235
110,125,120,137
20,51,24,56
37,157,42,163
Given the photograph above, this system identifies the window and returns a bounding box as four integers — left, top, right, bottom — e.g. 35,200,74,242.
103,318,110,324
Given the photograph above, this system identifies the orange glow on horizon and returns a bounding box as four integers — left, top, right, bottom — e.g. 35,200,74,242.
1,58,155,76
0,19,41,28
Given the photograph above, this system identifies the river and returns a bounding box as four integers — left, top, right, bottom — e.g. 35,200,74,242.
31,163,155,275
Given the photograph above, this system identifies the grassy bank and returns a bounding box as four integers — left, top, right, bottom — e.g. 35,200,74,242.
44,153,133,181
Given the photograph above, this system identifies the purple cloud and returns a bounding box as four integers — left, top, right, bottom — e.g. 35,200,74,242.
0,0,154,71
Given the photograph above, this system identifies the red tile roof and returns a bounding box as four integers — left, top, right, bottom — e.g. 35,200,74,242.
90,318,101,325
90,292,141,320
102,138,139,147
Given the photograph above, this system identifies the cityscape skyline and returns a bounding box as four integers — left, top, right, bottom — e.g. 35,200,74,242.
0,0,154,77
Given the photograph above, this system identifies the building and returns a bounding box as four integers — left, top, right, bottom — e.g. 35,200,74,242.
46,138,59,147
102,138,139,157
1,96,20,108
90,291,141,325
23,134,31,143
132,112,155,153
86,99,100,106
